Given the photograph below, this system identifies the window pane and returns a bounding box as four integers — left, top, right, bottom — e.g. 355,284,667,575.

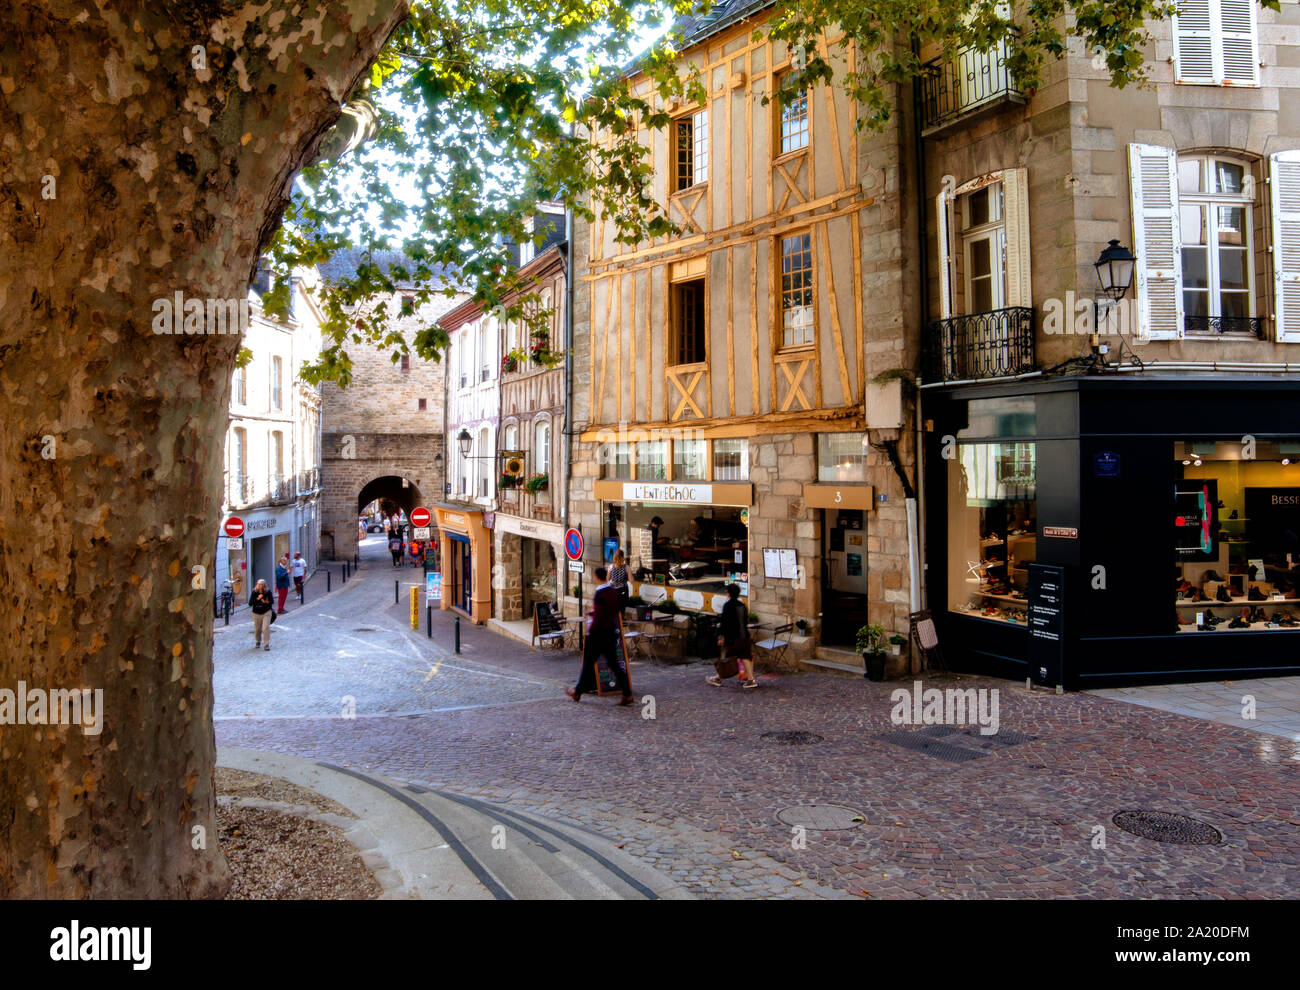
636,441,667,480
970,276,993,314
779,86,808,154
675,118,693,190
817,433,866,483
712,439,747,481
1177,158,1203,194
601,441,632,480
1217,206,1245,247
673,439,707,480
780,233,814,347
1214,160,1244,195
1219,292,1249,319
1218,248,1248,291
966,187,989,228
1182,246,1209,289
1180,204,1206,245
1183,289,1209,317
969,238,992,276
693,110,709,184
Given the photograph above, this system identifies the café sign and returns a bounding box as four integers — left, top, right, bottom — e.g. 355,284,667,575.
622,482,712,504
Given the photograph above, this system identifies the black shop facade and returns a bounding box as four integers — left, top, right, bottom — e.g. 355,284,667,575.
923,374,1300,688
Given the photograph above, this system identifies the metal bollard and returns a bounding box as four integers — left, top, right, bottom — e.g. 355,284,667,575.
454,615,461,654
326,571,331,593
395,580,399,604
426,604,432,638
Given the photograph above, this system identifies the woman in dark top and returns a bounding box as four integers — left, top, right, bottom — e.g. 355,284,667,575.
708,583,756,689
608,549,629,606
250,579,274,651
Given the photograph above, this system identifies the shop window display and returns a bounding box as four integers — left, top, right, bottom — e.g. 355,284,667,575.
947,442,1037,625
610,502,748,600
1173,440,1300,632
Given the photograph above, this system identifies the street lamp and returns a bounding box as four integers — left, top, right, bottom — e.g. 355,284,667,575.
457,428,472,459
1094,239,1135,302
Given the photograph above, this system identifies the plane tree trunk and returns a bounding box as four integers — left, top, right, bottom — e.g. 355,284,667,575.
0,0,408,898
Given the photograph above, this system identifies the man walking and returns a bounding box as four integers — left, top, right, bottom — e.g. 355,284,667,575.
566,566,633,706
388,533,403,567
291,551,307,599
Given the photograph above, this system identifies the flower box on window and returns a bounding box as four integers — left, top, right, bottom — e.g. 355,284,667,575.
523,473,549,494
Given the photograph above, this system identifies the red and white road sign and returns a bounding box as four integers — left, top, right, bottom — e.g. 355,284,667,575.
411,506,431,527
223,517,245,539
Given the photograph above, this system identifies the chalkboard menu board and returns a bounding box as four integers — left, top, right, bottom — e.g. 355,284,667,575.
1027,563,1065,688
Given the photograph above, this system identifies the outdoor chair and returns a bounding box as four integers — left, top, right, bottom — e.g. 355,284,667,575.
754,622,795,665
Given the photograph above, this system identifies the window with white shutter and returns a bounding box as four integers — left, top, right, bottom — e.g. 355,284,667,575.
1270,151,1300,343
1173,0,1258,86
1129,144,1183,340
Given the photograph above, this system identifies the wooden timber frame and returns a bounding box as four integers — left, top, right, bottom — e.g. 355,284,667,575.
582,9,872,443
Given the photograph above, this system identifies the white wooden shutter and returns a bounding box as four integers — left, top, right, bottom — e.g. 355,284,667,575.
1173,0,1215,83
1129,143,1183,340
1002,168,1032,308
936,188,954,319
1218,0,1259,86
1270,151,1300,343
1173,0,1258,85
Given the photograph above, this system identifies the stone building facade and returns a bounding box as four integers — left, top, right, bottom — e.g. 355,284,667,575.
318,250,464,560
916,3,1300,685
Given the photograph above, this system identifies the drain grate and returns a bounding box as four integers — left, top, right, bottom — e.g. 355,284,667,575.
874,731,988,762
776,805,865,830
761,731,823,746
1112,810,1222,845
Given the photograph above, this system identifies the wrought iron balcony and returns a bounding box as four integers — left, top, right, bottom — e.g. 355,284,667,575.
296,466,321,494
922,307,1036,383
1184,315,1265,339
918,37,1025,135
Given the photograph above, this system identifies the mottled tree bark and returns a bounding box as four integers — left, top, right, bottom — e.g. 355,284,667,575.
0,0,408,897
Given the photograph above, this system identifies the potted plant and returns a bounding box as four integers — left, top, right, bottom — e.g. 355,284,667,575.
856,622,887,681
795,618,809,634
888,633,907,656
501,353,519,374
523,472,549,494
498,472,521,489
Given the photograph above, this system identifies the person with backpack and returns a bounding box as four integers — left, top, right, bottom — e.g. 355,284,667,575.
389,534,403,567
706,584,757,689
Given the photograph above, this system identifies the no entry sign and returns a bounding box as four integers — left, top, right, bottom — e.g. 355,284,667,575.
564,528,584,561
411,506,431,527
223,517,245,539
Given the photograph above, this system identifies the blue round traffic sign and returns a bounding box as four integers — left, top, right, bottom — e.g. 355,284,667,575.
564,528,584,561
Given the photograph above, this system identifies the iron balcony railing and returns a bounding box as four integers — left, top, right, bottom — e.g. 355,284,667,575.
296,466,320,494
1184,315,1266,339
923,307,1036,383
918,37,1025,134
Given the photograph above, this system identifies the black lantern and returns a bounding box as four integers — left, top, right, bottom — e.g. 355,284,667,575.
1094,239,1136,302
457,428,473,458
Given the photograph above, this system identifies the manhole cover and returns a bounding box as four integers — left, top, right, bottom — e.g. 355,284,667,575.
775,805,865,830
760,730,823,745
1112,811,1221,845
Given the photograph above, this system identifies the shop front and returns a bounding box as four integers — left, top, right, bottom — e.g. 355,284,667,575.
924,376,1300,687
492,513,564,621
592,480,753,614
433,505,492,623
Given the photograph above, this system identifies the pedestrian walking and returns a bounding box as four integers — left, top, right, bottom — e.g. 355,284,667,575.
565,566,633,706
409,539,422,567
388,534,403,567
274,556,291,612
250,580,274,651
291,551,306,598
608,549,630,608
706,584,757,689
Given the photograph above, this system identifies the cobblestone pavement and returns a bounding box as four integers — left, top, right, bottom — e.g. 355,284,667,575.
215,542,1300,899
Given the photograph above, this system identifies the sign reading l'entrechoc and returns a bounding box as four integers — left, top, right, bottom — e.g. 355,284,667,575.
622,483,713,503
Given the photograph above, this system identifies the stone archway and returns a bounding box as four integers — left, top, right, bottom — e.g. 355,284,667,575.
320,431,444,560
